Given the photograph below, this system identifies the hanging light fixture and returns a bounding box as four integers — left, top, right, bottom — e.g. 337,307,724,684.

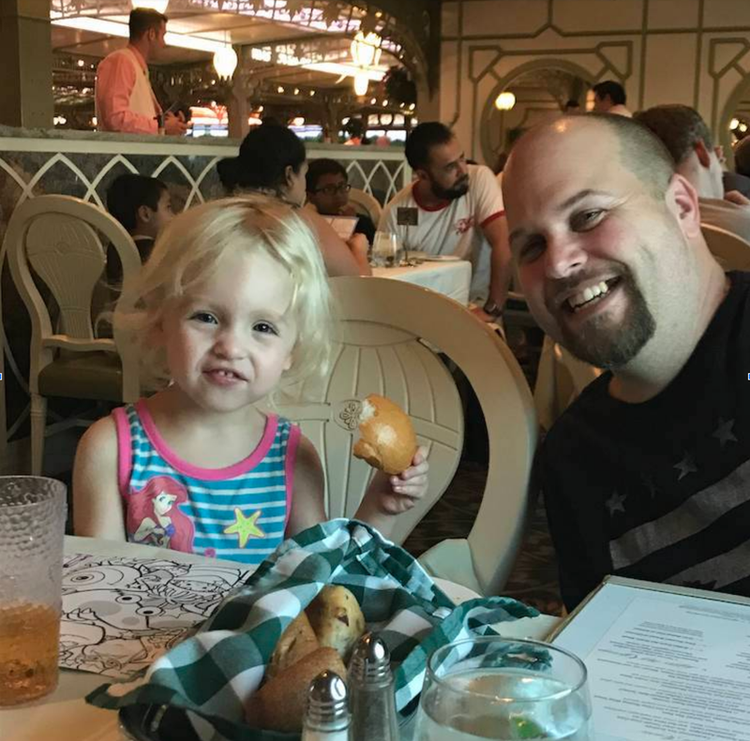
353,70,369,96
213,45,238,80
132,0,169,13
350,31,382,68
494,91,516,111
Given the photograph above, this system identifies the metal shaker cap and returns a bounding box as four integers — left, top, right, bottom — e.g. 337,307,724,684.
306,670,349,728
348,632,392,685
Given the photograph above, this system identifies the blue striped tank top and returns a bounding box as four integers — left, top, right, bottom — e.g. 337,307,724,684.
112,400,300,565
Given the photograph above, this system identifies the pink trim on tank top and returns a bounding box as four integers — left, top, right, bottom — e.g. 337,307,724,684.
112,406,133,498
284,424,301,531
134,399,279,480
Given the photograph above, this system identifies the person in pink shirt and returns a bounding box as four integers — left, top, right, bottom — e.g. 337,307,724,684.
95,9,187,136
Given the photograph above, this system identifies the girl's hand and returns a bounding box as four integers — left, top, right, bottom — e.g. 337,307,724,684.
376,446,430,515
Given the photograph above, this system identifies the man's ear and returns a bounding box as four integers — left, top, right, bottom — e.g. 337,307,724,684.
667,173,702,238
694,139,712,169
284,165,296,188
414,167,430,183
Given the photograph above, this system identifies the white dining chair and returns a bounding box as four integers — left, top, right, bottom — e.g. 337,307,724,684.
6,195,143,475
266,276,537,596
348,187,382,225
533,336,602,433
701,223,750,271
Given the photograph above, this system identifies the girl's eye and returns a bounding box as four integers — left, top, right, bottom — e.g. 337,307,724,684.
254,322,278,335
571,209,604,231
190,312,218,325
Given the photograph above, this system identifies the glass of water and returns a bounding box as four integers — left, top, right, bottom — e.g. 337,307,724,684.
371,231,403,267
413,636,591,740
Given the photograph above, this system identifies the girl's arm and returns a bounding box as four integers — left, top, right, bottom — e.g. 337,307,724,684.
353,447,429,539
286,436,429,539
73,417,127,541
300,208,372,277
286,435,328,538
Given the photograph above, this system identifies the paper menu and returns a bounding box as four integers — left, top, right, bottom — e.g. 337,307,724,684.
551,578,750,741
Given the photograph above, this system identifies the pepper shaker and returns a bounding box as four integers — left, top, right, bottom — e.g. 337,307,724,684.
301,670,350,741
348,632,400,741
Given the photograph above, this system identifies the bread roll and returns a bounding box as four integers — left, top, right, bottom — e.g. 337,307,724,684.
353,394,418,474
246,647,347,733
267,611,320,679
305,585,366,661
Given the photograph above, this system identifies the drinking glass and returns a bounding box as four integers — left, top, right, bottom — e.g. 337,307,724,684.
0,476,67,706
371,231,403,268
413,636,591,740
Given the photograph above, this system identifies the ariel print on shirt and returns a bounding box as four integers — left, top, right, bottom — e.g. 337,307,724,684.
126,476,195,553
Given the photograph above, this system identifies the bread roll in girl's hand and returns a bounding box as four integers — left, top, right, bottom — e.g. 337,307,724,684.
353,394,418,474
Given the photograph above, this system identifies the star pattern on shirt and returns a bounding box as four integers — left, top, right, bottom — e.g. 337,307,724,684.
673,452,698,481
712,418,738,448
606,491,627,516
223,508,265,548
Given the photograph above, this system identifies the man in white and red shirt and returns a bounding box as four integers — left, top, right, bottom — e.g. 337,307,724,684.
95,9,186,136
380,122,511,320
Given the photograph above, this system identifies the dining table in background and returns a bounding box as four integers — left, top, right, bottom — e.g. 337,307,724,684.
3,536,559,741
372,258,472,306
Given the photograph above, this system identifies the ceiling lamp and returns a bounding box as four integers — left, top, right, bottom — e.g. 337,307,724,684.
353,70,369,96
494,91,516,111
350,31,382,68
132,0,169,13
213,46,238,80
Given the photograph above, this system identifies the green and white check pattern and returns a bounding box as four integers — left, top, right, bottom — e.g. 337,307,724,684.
88,519,538,740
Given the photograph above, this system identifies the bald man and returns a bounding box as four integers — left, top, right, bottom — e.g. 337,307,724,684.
503,114,750,610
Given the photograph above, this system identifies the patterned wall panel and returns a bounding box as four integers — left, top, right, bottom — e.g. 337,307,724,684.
442,0,750,165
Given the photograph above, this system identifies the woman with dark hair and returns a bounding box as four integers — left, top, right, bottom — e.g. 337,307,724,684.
218,123,371,276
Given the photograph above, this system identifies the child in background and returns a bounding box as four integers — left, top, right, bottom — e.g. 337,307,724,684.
73,195,428,564
106,173,174,271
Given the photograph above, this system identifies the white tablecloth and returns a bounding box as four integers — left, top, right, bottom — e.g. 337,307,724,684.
373,259,472,305
2,536,559,741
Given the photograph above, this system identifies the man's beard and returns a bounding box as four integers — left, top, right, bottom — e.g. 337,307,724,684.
431,175,469,201
552,268,656,370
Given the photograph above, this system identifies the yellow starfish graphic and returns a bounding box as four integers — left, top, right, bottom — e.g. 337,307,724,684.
223,508,265,548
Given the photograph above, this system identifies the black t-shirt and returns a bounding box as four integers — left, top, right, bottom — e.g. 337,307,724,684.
538,271,750,610
354,213,376,245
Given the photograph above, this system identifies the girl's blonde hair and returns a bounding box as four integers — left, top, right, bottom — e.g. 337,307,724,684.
116,195,335,396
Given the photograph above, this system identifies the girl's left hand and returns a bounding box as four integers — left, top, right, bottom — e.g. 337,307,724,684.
378,446,430,515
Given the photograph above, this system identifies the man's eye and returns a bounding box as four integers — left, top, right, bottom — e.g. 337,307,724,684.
190,312,218,325
518,239,545,264
254,322,278,335
571,209,604,231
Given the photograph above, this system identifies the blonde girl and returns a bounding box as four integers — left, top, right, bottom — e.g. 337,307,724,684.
73,196,428,564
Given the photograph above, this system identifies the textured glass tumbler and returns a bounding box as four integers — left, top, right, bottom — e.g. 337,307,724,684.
0,476,67,706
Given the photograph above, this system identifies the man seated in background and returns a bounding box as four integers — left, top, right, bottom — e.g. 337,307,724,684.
503,113,750,610
379,122,511,320
591,80,631,117
305,159,376,244
106,173,173,281
636,104,750,242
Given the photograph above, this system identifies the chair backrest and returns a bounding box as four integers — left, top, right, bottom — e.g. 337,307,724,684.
534,336,601,432
269,277,537,594
701,223,750,271
348,187,383,226
6,195,143,399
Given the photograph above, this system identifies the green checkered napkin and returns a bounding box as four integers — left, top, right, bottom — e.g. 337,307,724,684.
87,518,539,740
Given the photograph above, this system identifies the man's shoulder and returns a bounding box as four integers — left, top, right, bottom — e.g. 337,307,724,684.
383,182,416,211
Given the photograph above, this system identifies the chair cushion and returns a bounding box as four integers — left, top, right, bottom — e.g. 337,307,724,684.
38,352,124,402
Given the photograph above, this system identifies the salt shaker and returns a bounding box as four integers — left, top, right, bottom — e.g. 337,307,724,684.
348,632,400,741
301,670,350,741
